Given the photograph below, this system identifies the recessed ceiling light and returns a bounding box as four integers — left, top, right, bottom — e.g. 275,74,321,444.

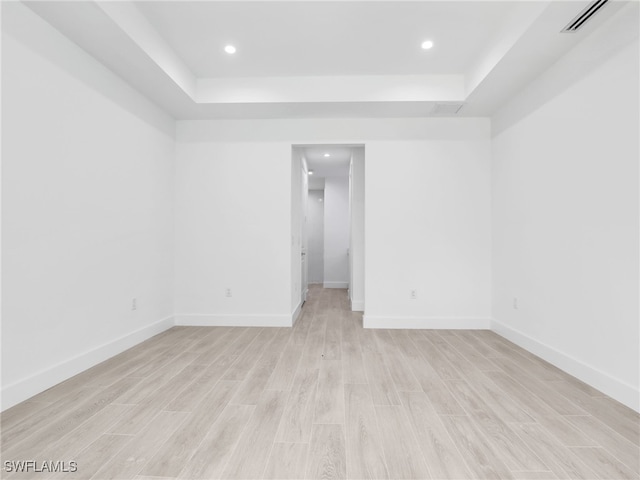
421,40,434,50
224,45,237,54
324,153,330,157
308,170,314,175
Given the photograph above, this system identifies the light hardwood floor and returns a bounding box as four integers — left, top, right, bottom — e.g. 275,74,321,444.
2,286,638,479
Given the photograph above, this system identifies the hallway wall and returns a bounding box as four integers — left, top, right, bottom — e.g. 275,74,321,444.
307,190,325,284
323,176,350,288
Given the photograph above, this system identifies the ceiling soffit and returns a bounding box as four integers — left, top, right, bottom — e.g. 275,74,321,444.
19,0,634,119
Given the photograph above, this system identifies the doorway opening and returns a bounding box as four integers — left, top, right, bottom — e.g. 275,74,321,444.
291,144,365,315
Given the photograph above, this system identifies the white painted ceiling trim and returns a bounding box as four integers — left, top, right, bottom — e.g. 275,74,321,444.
19,0,633,120
196,75,464,104
95,1,197,99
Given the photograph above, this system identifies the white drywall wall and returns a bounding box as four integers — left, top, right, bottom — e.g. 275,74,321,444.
323,176,350,288
173,142,293,326
349,148,365,311
175,118,491,331
364,141,492,328
308,190,325,284
1,3,176,410
491,38,639,411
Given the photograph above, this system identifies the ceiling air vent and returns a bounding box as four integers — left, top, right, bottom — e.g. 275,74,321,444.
561,0,609,33
432,103,464,115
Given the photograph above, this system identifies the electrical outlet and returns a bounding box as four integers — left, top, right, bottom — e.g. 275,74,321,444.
513,297,518,310
410,289,417,300
226,288,232,298
132,298,137,311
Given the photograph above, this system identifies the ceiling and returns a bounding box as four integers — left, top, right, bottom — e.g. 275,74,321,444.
19,0,635,120
134,1,514,78
296,145,353,189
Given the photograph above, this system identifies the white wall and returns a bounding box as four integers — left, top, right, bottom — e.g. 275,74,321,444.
491,37,639,411
174,142,292,326
364,141,492,328
323,176,350,289
176,118,492,332
349,148,365,311
1,3,176,410
308,190,325,284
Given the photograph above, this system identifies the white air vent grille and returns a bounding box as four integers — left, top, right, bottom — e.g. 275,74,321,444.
432,103,464,115
561,0,609,33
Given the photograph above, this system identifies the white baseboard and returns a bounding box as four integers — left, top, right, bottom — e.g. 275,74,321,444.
363,316,490,329
175,313,292,327
1,316,174,412
351,299,364,312
491,319,640,413
324,281,348,289
291,302,303,326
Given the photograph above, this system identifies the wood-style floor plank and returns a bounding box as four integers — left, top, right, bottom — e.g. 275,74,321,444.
512,471,558,479
510,423,598,479
164,354,237,412
567,447,639,480
341,318,367,385
375,331,422,392
576,396,640,446
437,332,503,372
263,442,310,480
565,415,640,474
6,377,140,458
344,384,389,480
222,328,278,381
444,379,548,472
323,315,342,360
399,391,473,480
231,355,280,405
305,424,347,480
138,380,240,478
2,387,98,453
221,389,288,479
276,355,320,443
413,338,463,380
533,415,600,447
0,401,50,432
440,416,514,480
313,359,344,425
178,404,255,479
7,404,133,469
266,340,305,391
51,434,132,479
109,364,206,435
91,410,188,479
114,352,200,405
361,352,400,406
375,405,431,479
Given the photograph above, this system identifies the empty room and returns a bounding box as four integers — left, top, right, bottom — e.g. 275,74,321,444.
1,1,638,479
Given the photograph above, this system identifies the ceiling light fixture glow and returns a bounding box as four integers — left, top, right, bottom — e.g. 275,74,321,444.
421,40,434,50
324,153,330,157
308,170,314,175
224,45,237,54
